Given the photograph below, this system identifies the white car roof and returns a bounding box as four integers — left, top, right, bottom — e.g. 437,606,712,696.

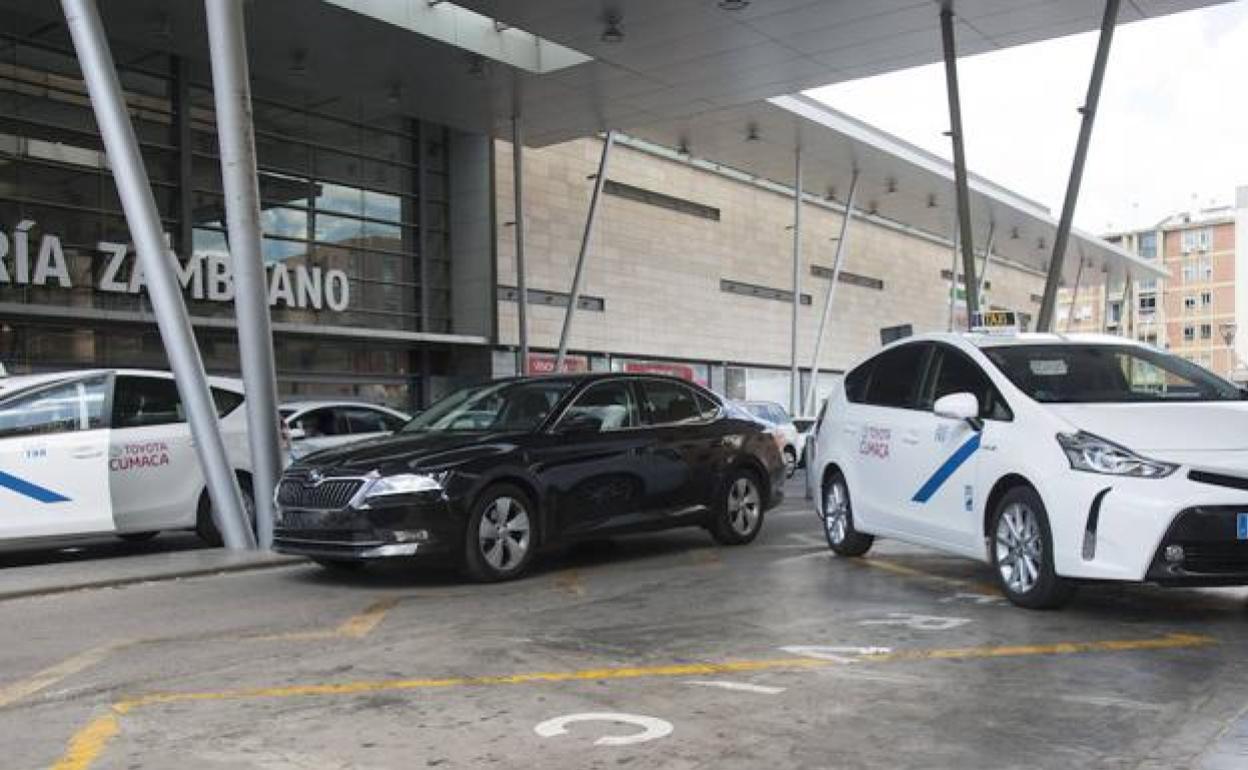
0,368,244,397
281,400,408,415
897,331,1148,351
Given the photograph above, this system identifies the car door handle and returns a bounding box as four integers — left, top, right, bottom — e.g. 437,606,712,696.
902,431,920,446
71,447,104,459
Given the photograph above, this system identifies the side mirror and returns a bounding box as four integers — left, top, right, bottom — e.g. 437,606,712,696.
555,412,603,436
933,392,982,432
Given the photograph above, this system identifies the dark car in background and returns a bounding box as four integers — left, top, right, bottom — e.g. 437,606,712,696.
273,374,786,581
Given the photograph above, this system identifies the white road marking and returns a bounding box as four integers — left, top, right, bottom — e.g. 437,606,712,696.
685,680,786,695
857,612,971,631
535,713,674,747
779,645,893,663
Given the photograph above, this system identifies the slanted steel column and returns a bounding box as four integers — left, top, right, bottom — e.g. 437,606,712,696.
940,5,979,316
1037,0,1121,331
205,0,281,549
63,0,254,549
1062,256,1087,332
947,227,960,332
805,171,859,417
976,222,996,302
512,115,529,375
556,130,616,371
790,147,803,416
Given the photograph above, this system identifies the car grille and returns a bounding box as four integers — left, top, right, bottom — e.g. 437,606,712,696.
276,473,365,511
1181,543,1248,574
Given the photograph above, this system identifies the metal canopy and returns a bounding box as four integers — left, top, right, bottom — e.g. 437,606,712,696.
2,0,1226,148
624,94,1166,287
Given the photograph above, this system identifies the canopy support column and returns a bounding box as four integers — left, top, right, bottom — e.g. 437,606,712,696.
63,0,254,549
1037,0,1121,331
805,171,859,416
790,146,803,416
556,130,616,371
512,115,529,374
976,222,996,304
205,0,281,548
1062,255,1087,332
947,228,960,332
940,5,979,316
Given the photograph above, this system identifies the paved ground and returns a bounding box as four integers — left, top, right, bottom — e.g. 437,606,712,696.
2,476,1246,770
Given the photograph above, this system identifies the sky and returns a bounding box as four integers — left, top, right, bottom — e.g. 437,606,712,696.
806,1,1248,235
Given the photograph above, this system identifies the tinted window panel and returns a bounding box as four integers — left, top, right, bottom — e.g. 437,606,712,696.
844,361,873,404
344,408,391,434
863,344,928,409
0,377,107,438
212,388,245,417
113,376,184,428
558,381,640,432
925,348,1011,420
640,381,702,425
294,408,346,437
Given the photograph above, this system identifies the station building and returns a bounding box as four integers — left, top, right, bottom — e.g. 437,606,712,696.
0,1,1175,412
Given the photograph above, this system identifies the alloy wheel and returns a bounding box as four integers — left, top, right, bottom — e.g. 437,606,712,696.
824,480,849,545
727,477,761,536
478,496,531,571
995,502,1043,595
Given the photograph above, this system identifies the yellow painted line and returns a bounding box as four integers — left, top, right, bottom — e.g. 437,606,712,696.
553,570,586,597
48,711,120,770
859,557,999,596
252,597,399,641
0,642,126,709
47,632,1215,770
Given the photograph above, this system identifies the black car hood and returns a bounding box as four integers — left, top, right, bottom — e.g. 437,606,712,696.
294,431,526,475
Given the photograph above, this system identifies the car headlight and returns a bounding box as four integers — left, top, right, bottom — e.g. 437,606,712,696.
1055,431,1177,478
351,472,446,509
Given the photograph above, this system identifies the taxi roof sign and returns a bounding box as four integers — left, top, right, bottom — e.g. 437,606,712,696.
970,310,1022,335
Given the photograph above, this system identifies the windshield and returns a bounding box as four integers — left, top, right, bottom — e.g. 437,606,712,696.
983,344,1243,404
402,379,574,433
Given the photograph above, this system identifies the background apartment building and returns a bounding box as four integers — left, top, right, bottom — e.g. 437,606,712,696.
1058,185,1248,383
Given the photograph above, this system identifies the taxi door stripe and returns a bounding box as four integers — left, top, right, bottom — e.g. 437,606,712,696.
0,469,71,503
911,433,981,503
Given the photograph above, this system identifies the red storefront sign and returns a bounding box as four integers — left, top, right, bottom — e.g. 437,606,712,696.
622,361,698,382
527,353,590,374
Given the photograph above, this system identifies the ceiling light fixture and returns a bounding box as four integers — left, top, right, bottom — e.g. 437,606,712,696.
886,177,897,194
746,123,760,141
601,12,624,43
825,187,837,202
289,49,309,76
926,193,937,208
387,83,402,104
717,0,750,9
467,54,488,79
678,138,691,156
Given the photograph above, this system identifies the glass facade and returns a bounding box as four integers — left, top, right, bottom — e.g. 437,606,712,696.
0,12,459,408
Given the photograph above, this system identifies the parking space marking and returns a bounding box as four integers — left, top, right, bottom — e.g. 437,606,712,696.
47,632,1216,770
534,712,674,746
553,570,587,597
685,680,785,695
0,641,127,709
857,557,999,596
252,596,399,641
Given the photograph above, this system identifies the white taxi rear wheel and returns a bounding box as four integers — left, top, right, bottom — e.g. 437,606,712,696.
823,471,873,557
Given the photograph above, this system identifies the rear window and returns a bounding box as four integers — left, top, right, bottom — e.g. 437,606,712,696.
862,343,930,409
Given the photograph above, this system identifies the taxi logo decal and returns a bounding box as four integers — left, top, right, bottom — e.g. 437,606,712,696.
0,469,71,503
911,434,981,504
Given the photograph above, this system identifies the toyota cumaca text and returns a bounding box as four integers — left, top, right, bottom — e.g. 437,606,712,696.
273,374,787,581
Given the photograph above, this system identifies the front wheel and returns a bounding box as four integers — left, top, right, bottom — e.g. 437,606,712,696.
196,477,257,546
822,471,873,557
990,486,1076,609
462,484,538,582
710,470,766,545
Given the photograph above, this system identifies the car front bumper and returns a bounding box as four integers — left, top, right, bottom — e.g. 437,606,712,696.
1045,468,1248,585
272,495,464,561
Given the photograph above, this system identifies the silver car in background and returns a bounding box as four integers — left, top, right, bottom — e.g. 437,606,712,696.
280,401,410,460
737,400,801,477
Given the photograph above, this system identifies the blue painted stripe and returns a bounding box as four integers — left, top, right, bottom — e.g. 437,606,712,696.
0,470,71,503
911,433,981,504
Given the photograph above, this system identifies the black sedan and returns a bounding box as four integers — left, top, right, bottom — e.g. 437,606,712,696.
273,374,786,581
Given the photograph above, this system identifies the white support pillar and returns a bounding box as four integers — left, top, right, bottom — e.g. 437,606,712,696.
805,171,859,417
556,130,616,371
790,147,803,416
512,116,529,375
63,0,254,549
205,0,281,549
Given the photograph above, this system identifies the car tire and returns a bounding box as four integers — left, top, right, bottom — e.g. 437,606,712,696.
782,446,798,478
196,475,257,546
822,470,873,557
462,484,539,582
312,557,366,573
989,486,1076,609
709,469,766,545
117,531,159,543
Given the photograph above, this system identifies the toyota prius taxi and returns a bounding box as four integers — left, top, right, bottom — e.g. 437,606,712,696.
808,320,1248,608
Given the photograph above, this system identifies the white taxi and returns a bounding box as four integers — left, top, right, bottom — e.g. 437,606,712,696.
808,325,1248,608
0,369,255,550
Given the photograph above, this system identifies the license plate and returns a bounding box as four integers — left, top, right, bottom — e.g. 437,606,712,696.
1239,513,1248,540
